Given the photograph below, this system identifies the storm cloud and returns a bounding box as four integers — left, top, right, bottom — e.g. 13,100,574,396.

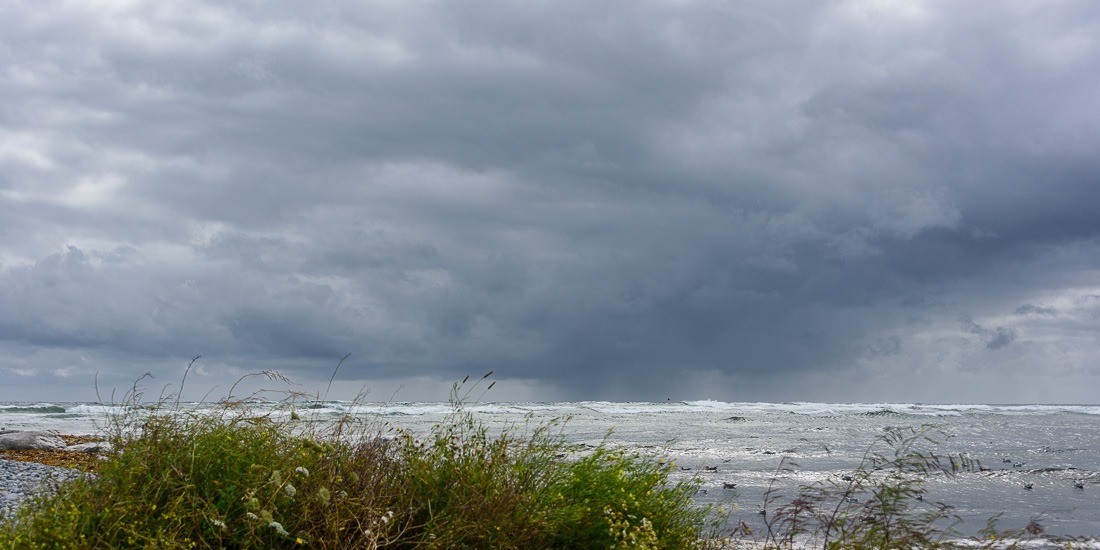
2,0,1098,403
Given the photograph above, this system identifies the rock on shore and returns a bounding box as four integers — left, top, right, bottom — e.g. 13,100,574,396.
0,430,66,451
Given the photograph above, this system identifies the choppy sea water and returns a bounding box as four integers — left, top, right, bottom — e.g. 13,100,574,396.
3,400,1099,544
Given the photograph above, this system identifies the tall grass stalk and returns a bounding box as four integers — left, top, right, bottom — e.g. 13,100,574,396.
748,426,1080,549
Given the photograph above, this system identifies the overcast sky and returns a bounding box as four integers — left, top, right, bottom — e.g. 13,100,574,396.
2,0,1099,404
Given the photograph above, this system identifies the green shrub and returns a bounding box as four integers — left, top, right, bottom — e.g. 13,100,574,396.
1,409,405,549
0,371,722,549
542,446,710,549
390,411,712,549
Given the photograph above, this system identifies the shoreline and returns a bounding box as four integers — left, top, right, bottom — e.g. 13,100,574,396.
0,435,105,472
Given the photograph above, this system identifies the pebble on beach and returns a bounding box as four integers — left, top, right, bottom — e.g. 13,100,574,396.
0,431,105,517
0,458,91,517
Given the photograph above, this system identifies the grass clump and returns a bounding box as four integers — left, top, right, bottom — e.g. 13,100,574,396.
2,399,404,548
392,410,710,549
752,426,1070,550
0,369,721,549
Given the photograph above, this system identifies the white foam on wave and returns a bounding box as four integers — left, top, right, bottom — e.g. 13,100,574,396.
296,402,562,417
64,404,130,415
1,400,1095,431
948,537,1100,549
725,536,1100,550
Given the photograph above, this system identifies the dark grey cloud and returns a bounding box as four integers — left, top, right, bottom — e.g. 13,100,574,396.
963,316,1017,351
2,0,1099,403
1015,304,1057,317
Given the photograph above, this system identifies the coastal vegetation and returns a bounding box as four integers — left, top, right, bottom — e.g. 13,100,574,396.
0,370,719,549
0,366,1080,548
749,427,1055,549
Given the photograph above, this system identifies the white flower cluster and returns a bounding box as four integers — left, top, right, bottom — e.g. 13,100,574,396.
363,509,396,539
269,521,289,537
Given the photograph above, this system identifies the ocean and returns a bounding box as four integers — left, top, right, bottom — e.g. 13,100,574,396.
3,400,1098,544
